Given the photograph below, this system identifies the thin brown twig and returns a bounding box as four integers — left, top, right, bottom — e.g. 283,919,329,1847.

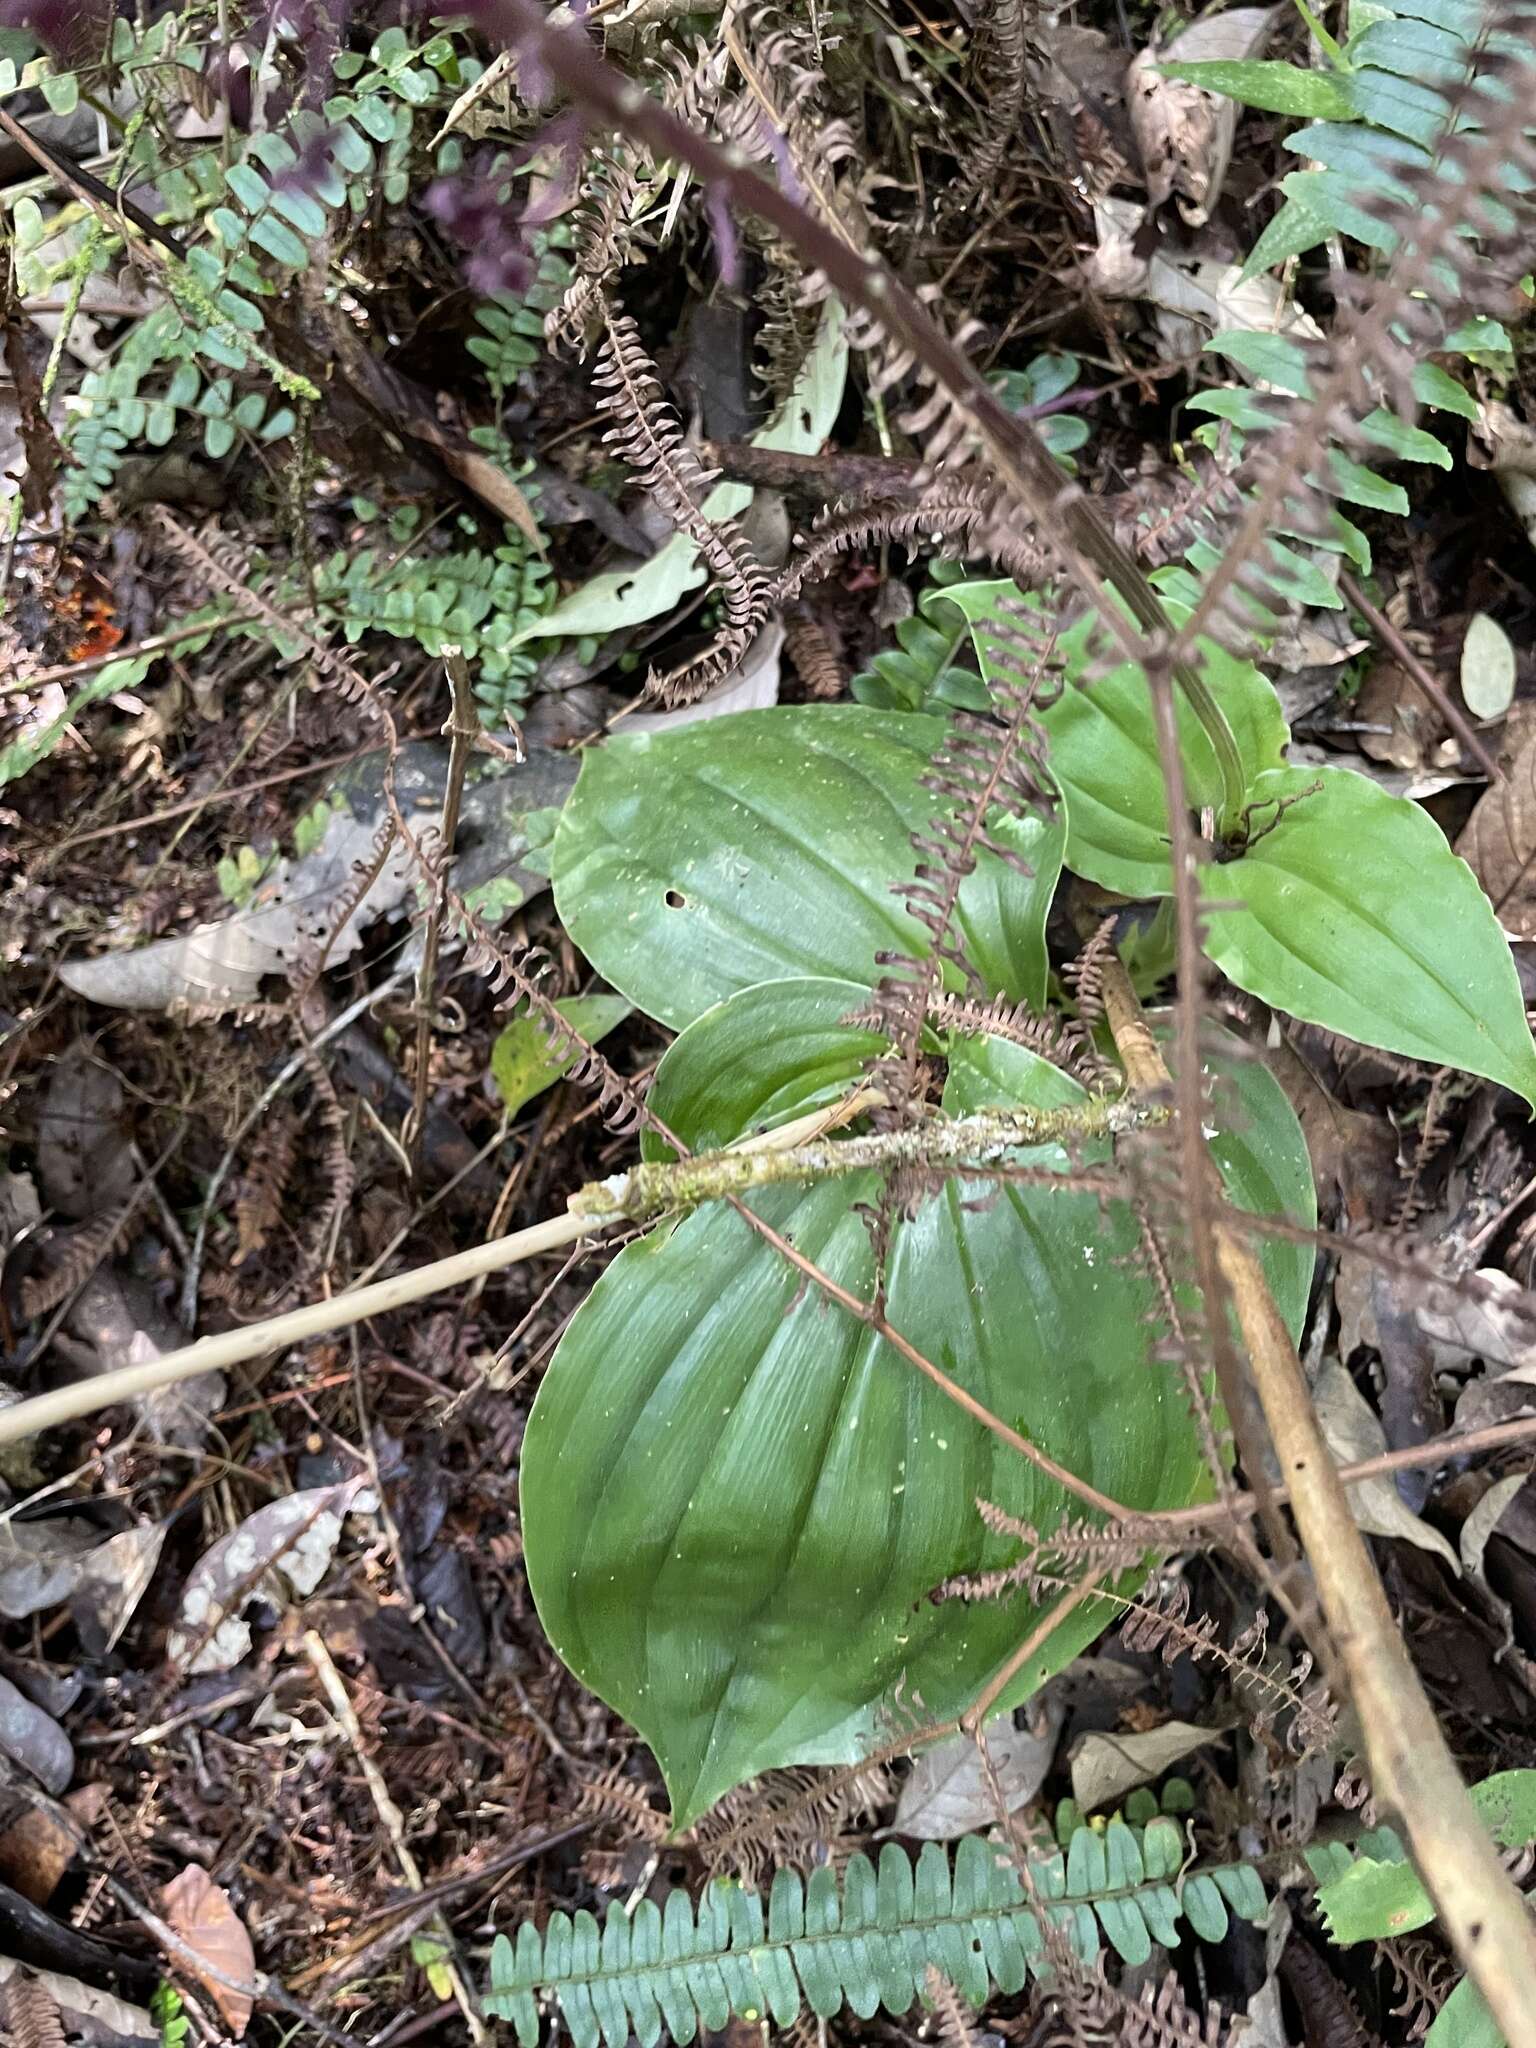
1341,572,1504,783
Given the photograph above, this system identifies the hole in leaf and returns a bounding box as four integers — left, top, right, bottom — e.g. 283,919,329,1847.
664,889,685,909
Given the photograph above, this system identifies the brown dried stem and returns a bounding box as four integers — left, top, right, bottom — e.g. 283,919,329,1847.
1101,965,1536,2048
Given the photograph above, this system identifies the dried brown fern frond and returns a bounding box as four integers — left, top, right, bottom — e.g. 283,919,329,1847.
1383,1933,1456,2040
953,0,1031,206
926,1967,983,2048
927,991,1112,1089
233,1104,300,1267
593,307,771,705
0,1973,66,2048
774,478,1050,601
573,1763,671,1845
862,617,1061,1119
550,41,730,356
1034,1964,1238,2048
548,140,646,354
20,1201,139,1319
439,875,664,1141
686,1760,893,1883
934,1503,1155,1602
782,600,846,697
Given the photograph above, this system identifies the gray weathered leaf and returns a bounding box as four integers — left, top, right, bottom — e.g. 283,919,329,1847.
0,1672,72,1794
1314,1356,1460,1571
1070,1717,1233,1811
1461,613,1517,722
894,1688,1065,1840
1129,6,1277,222
1460,1472,1528,1582
168,1480,375,1673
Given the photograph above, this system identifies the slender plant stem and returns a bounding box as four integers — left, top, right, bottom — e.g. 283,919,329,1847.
1217,1225,1536,2048
0,1092,1142,1452
1103,966,1536,2046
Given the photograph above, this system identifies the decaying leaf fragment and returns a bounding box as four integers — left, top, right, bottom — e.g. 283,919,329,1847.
1457,711,1536,940
160,1865,256,2038
1128,7,1276,223
168,1479,376,1674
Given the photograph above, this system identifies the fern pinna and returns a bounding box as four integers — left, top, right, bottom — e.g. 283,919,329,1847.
485,1825,1267,2047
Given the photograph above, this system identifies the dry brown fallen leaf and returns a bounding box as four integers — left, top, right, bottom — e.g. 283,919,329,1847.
1457,708,1536,940
161,1865,256,2039
1127,6,1276,223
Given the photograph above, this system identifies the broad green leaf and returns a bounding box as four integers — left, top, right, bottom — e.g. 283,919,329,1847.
1158,58,1355,119
1202,768,1536,1108
1240,181,1343,277
1150,1020,1317,1336
642,977,896,1162
1316,1771,1536,1946
553,706,1063,1030
524,1023,1312,1824
1426,1976,1504,2048
950,582,1286,898
489,994,633,1117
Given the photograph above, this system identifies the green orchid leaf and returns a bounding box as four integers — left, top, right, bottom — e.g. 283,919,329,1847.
948,583,1286,898
553,706,1063,1031
1203,768,1536,1109
523,1020,1312,1827
641,977,897,1163
490,993,633,1118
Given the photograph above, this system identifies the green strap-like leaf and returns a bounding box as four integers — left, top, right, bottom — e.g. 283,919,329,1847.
484,1830,1268,2048
552,706,1063,1031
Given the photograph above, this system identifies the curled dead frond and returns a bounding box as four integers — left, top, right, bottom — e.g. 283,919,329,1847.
292,816,398,996
926,1967,982,2048
438,874,663,1141
0,1974,66,2048
20,1202,140,1319
1382,1934,1456,2039
686,1761,893,1884
1063,918,1118,1033
233,1105,300,1267
953,0,1030,205
934,1503,1153,1602
573,1764,671,1846
548,141,644,354
593,307,771,705
927,992,1112,1089
774,478,1050,601
782,600,847,697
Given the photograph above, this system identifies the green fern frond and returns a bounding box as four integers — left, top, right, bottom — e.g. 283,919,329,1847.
484,1825,1267,2048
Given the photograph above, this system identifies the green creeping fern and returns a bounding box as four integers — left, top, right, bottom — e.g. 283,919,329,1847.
485,1824,1268,2048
